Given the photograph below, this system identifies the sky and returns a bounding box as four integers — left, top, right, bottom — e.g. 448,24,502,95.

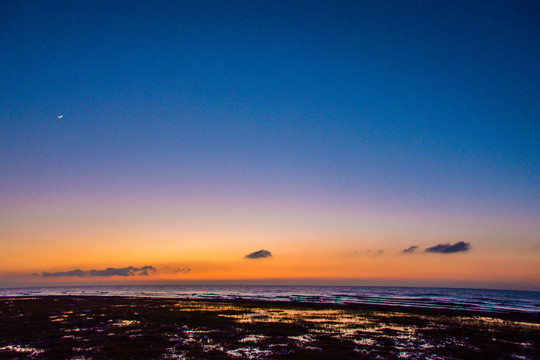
1,0,539,290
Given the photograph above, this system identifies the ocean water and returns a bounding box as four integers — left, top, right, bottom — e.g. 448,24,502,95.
0,285,538,314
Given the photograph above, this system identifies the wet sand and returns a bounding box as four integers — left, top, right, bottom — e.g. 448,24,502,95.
1,296,539,359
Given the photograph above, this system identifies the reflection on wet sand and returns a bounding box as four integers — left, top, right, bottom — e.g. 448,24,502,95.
1,297,539,359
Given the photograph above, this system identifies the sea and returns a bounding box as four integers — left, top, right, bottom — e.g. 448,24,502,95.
1,285,539,314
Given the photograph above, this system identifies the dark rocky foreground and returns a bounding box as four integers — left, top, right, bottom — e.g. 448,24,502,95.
0,296,539,359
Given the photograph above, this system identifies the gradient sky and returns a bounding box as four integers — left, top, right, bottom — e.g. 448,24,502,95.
1,0,539,290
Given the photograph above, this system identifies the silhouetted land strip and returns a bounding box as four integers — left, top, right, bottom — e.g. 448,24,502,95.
1,296,539,359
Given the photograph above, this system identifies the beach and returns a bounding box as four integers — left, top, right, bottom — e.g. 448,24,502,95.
1,296,538,359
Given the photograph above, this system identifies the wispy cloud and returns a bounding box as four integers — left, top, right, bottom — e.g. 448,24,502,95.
402,245,419,254
245,249,272,259
425,242,471,254
173,268,191,274
347,249,384,257
36,266,156,278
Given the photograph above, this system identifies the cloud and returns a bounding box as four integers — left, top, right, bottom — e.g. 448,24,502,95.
348,249,384,257
245,249,272,259
173,268,191,274
402,245,419,254
38,269,86,277
38,266,156,278
425,242,471,254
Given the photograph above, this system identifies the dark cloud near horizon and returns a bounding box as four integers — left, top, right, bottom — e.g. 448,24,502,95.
425,242,471,254
245,249,272,259
37,266,156,278
402,245,419,254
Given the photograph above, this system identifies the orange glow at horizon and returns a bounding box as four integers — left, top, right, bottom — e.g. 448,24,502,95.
1,199,539,290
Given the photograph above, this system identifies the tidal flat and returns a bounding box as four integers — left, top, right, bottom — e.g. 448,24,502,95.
0,296,539,359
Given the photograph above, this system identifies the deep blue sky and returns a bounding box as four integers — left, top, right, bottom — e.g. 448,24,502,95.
1,0,539,217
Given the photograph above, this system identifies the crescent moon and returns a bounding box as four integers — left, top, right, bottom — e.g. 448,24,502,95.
58,115,63,119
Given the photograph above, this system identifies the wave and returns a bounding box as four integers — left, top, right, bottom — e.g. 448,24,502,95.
1,285,538,314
